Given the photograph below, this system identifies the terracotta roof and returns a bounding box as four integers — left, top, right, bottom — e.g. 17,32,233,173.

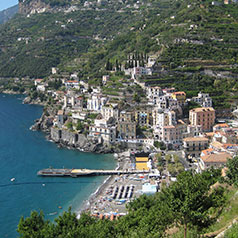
56,91,65,94
173,91,186,95
214,123,229,128
190,107,215,113
201,152,232,163
183,137,208,142
201,148,214,155
164,125,175,129
177,119,186,125
205,132,215,137
58,110,64,115
222,144,238,149
66,80,78,83
210,141,223,149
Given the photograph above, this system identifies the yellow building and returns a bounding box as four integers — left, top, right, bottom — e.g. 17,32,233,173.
172,91,186,106
135,156,149,170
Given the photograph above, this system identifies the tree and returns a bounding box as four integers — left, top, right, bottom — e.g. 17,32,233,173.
133,93,140,103
165,154,171,163
225,156,238,186
53,207,81,237
76,121,83,131
154,141,166,150
17,211,50,238
164,171,225,238
66,121,73,130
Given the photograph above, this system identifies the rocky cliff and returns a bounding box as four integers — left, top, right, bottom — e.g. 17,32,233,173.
50,127,120,153
19,0,51,15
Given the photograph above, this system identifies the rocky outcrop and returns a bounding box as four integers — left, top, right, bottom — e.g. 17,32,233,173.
49,127,124,154
23,96,46,106
31,112,53,132
19,0,51,15
18,0,74,15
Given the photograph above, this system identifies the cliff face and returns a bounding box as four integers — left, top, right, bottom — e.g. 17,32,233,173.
19,0,52,15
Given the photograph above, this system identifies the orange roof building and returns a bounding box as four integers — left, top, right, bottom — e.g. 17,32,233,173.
189,107,215,132
200,152,232,170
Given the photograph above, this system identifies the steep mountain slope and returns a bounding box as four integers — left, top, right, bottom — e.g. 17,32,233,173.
0,5,18,24
77,0,238,109
1,0,238,111
0,0,168,78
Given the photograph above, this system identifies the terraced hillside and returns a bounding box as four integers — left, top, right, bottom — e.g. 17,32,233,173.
0,0,172,78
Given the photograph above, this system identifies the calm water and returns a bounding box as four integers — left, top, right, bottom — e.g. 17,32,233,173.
0,94,116,238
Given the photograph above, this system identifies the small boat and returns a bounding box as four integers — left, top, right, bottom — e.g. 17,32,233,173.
10,178,15,182
42,184,45,186
49,212,58,216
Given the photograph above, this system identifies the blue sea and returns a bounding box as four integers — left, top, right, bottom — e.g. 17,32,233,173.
0,94,116,238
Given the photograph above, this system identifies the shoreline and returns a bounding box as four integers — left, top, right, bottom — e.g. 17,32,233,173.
2,93,129,218
76,152,127,217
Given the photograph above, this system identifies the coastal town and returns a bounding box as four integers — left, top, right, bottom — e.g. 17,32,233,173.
2,0,238,236
2,50,236,220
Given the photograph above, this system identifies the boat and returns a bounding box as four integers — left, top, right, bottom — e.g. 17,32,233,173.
10,178,15,182
49,212,58,216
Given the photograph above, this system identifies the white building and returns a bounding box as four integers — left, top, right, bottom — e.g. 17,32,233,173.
147,56,157,68
64,80,80,89
132,67,152,79
63,95,76,108
101,104,119,120
36,84,46,92
72,111,87,123
87,94,108,112
102,75,109,85
89,120,116,143
146,86,163,102
52,67,58,74
34,78,44,86
156,95,178,109
192,92,212,107
153,109,176,128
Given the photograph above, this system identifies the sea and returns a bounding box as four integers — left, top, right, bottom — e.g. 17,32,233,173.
0,94,116,238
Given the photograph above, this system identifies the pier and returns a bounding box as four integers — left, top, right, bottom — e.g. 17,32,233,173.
37,168,149,177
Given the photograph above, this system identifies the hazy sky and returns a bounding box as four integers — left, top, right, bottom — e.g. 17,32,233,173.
0,0,18,11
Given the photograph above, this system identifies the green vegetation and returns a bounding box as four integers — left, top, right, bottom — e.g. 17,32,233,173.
154,141,166,150
225,156,238,187
1,0,238,108
0,4,18,24
224,223,238,238
17,169,226,238
19,0,72,7
0,0,153,78
167,154,184,176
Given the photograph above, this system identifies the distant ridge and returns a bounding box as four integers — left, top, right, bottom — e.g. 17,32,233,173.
0,5,18,24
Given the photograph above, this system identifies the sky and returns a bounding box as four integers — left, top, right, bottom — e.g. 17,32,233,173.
0,0,18,11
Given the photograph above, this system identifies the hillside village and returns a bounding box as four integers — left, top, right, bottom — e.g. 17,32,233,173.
23,49,238,177
5,49,237,224
2,0,238,237
0,0,238,223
